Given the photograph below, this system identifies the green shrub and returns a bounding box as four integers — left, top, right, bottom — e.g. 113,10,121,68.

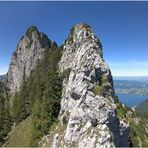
0,84,12,145
113,95,119,103
92,84,100,95
61,68,71,80
99,75,109,85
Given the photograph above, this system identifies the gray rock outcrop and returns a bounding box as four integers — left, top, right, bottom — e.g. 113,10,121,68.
40,23,129,147
3,26,55,94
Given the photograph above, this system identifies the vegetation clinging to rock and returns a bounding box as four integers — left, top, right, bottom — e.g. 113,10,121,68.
113,95,148,147
11,46,63,146
92,83,101,95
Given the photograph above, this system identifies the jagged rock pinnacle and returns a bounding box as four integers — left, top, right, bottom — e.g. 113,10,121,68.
5,26,53,94
41,24,129,147
26,26,39,34
60,23,103,72
2,23,130,147
67,23,102,49
70,23,91,36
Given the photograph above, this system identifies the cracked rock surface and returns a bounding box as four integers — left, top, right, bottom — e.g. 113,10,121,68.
40,23,129,148
3,26,55,94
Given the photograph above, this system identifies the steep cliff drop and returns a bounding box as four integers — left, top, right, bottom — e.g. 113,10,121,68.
3,26,53,94
40,23,129,148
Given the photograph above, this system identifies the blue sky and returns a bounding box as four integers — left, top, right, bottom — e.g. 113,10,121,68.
0,1,148,76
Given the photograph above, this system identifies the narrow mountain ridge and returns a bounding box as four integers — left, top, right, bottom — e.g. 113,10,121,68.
3,26,56,94
1,23,148,147
40,23,129,147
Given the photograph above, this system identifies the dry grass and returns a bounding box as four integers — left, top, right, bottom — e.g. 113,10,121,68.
3,116,32,147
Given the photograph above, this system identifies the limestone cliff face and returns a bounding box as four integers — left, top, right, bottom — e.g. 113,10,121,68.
41,24,129,147
2,23,130,147
4,26,54,94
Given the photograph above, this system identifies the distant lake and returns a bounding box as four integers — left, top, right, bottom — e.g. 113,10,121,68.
116,93,148,107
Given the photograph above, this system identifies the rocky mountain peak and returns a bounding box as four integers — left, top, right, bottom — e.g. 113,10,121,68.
70,23,92,39
26,26,39,34
41,23,129,148
60,23,103,72
4,26,54,94
25,26,50,46
65,23,102,56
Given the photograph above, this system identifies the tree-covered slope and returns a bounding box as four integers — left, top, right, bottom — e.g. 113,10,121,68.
0,82,12,146
113,95,148,147
136,99,148,119
3,45,63,146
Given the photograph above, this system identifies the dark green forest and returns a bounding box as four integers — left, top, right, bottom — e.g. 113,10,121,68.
0,45,63,146
0,83,12,146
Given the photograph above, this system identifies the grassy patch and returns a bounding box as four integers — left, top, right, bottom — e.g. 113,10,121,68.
10,46,63,146
136,99,148,119
92,84,101,95
61,68,71,80
113,95,119,103
3,117,32,147
99,75,109,85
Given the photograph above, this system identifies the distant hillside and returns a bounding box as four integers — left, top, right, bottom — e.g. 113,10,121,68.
136,99,148,119
0,75,4,80
114,76,148,82
114,80,148,96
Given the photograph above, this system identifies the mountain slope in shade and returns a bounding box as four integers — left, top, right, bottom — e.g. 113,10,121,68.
136,99,148,119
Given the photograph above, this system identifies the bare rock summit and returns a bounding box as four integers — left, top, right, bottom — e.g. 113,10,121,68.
40,23,129,148
4,26,56,94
